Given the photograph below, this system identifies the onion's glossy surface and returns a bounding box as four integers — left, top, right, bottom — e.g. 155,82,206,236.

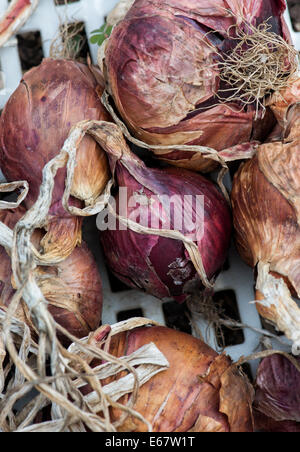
98,127,231,302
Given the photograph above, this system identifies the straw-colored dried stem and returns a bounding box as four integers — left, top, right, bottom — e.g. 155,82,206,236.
0,123,169,432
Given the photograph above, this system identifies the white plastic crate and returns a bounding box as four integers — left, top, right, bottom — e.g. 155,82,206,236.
0,0,299,379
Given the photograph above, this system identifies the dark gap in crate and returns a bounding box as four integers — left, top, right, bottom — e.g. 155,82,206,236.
0,191,19,204
260,315,284,337
60,21,90,61
162,301,192,334
54,0,80,5
241,363,253,383
17,31,44,72
213,290,245,347
229,160,243,180
222,256,230,272
117,308,144,323
107,267,132,293
287,0,300,32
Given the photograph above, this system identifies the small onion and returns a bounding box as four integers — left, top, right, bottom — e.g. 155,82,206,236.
96,123,231,302
104,0,292,172
254,354,300,432
82,324,254,432
0,58,111,262
0,207,103,344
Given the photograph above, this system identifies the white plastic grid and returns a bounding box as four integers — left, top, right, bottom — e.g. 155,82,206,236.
0,0,299,379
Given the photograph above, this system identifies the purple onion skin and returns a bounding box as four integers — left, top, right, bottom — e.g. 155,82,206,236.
105,0,290,171
0,58,109,216
100,164,231,302
254,354,300,432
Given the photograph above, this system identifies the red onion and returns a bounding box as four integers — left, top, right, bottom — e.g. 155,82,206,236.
0,58,111,262
96,123,231,302
104,0,294,172
254,354,300,432
83,324,254,432
0,207,103,344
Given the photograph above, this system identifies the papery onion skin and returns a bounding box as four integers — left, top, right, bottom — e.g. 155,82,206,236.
231,141,300,299
0,207,103,344
82,325,254,432
0,58,111,261
254,354,300,432
104,0,289,172
100,163,231,303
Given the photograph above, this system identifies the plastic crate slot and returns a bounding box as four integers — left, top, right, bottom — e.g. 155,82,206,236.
259,316,284,337
106,268,133,293
117,308,144,322
162,301,192,334
59,21,90,61
213,289,245,348
54,0,80,5
17,31,44,73
240,363,253,383
222,257,230,272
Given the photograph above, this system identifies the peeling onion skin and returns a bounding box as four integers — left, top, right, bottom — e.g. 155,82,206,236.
0,58,111,261
232,139,300,289
0,207,103,345
254,354,300,432
82,325,254,432
100,163,232,303
104,0,289,172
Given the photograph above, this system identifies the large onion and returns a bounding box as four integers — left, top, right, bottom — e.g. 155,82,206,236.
81,323,254,432
0,206,103,344
0,58,111,262
104,0,293,172
254,354,300,432
94,123,231,302
231,82,300,353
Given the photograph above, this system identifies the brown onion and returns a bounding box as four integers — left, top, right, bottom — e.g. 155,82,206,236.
82,324,254,432
0,206,103,344
254,354,300,432
104,0,292,172
231,87,300,353
0,58,111,262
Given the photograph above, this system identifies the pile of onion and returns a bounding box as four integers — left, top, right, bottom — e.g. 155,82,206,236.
0,58,111,263
81,322,254,432
89,122,231,302
254,353,300,432
231,78,300,354
0,206,103,344
103,0,295,172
